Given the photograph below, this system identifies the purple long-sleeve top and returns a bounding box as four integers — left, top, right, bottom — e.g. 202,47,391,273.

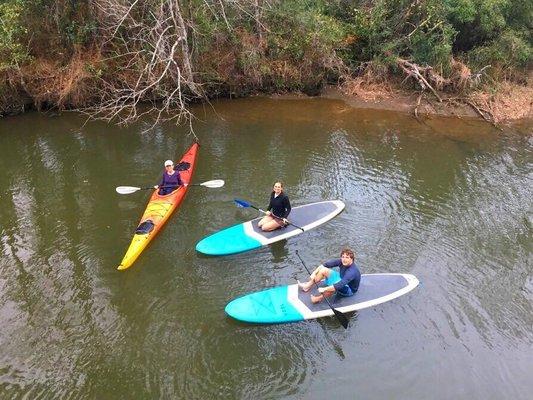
158,170,183,195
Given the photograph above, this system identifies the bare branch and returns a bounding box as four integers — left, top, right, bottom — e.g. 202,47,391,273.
84,0,206,128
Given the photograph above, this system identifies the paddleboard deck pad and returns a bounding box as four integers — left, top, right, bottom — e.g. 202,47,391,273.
196,200,345,255
225,273,419,324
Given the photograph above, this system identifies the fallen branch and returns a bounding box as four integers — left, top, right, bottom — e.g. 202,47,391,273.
464,100,494,124
397,58,442,102
454,98,502,130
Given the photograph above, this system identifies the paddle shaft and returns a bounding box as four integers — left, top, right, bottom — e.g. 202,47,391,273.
141,183,204,190
246,203,305,232
295,250,349,329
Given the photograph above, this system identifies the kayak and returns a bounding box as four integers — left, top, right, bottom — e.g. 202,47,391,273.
225,273,419,324
195,200,345,256
117,142,199,270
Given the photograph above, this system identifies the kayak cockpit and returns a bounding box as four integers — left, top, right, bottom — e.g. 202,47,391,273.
135,220,155,235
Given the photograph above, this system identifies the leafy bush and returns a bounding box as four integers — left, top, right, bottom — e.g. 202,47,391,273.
331,0,530,81
469,30,532,72
1,0,531,114
0,0,30,70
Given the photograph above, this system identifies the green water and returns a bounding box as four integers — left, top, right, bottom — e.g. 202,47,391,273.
0,98,531,399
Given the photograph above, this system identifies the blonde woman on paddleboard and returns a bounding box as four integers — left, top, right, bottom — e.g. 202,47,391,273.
257,181,291,232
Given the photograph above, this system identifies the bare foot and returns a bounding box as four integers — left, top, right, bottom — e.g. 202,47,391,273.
311,294,323,304
297,280,311,292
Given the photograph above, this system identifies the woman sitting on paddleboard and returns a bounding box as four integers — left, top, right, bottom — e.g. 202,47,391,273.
257,181,291,232
154,160,184,195
298,248,361,304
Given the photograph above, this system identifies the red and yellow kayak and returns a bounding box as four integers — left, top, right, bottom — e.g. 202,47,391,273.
118,142,199,270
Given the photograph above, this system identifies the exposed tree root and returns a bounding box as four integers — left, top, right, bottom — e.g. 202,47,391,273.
414,91,423,121
397,58,442,102
398,58,513,129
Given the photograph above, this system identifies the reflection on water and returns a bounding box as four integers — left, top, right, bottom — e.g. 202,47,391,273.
0,99,531,399
269,240,289,264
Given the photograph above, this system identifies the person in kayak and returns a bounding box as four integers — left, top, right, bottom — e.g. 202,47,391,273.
154,160,185,195
257,181,291,231
298,248,361,304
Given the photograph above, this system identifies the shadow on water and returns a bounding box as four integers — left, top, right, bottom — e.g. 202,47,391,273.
315,313,361,361
269,239,289,263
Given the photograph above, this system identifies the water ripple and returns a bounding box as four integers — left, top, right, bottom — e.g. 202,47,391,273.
0,102,531,399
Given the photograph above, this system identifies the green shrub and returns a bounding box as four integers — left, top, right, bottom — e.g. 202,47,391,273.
470,30,532,68
0,0,30,70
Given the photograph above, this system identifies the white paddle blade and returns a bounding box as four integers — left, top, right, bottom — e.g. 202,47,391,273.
200,179,224,188
116,186,141,194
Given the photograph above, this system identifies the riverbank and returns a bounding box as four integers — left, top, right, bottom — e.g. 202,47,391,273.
3,80,531,128
2,0,531,129
3,64,531,128
321,78,533,126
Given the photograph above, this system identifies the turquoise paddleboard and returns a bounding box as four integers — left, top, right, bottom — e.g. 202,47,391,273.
196,200,345,256
225,273,419,324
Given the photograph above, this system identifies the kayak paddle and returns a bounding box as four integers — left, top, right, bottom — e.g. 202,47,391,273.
116,179,224,194
233,198,304,232
295,250,349,329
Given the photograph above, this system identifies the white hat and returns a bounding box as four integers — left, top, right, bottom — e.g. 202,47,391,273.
164,160,173,167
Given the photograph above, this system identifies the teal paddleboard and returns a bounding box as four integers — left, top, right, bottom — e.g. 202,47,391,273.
196,200,345,256
225,273,419,324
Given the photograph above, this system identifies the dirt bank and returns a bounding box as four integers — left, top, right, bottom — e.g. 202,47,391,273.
2,64,531,129
319,78,533,128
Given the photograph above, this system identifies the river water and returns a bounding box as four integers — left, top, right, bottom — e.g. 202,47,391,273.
0,97,531,399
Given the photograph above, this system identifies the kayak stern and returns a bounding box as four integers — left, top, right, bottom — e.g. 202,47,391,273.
117,233,150,270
